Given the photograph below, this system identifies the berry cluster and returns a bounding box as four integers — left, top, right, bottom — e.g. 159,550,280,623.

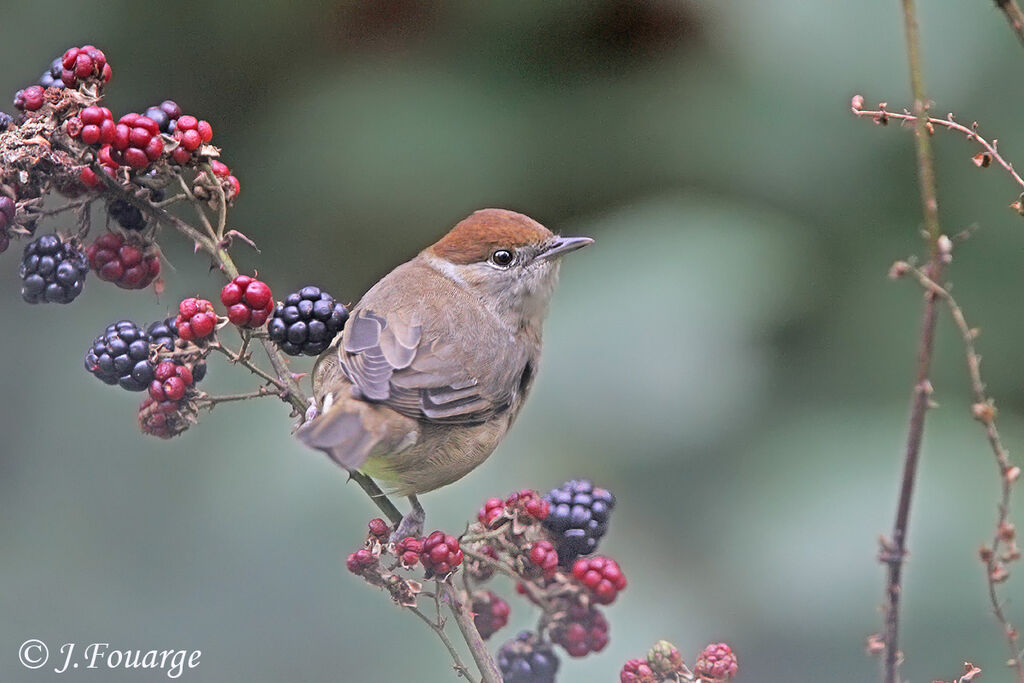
138,395,193,439
572,556,627,605
148,360,195,404
37,58,65,91
175,298,218,342
14,85,46,112
550,603,609,658
67,106,115,146
86,232,160,289
85,320,155,391
267,286,349,356
497,632,560,683
471,590,511,640
221,275,273,328
478,488,550,529
527,540,560,578
171,114,213,164
20,234,88,304
544,478,615,565
420,531,464,577
619,640,738,682
58,45,112,89
144,100,181,134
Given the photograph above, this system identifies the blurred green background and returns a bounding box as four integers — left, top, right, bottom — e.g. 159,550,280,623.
3,1,1024,681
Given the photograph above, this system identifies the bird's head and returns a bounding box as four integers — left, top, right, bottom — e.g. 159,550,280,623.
424,208,592,328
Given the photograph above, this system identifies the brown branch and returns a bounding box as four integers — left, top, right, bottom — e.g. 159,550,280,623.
879,3,946,682
995,0,1024,47
440,581,502,683
851,97,1024,191
901,263,1024,682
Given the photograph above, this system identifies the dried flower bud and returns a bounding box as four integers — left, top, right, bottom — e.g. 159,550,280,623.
980,545,994,563
991,563,1010,583
888,261,910,279
851,95,865,111
866,634,885,656
972,152,992,168
972,402,996,424
1012,194,1024,216
999,523,1016,543
937,234,953,263
1007,466,1021,483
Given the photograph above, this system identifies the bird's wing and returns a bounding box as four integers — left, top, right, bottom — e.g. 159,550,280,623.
337,305,521,424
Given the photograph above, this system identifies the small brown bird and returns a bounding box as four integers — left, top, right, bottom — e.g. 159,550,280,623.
296,208,591,533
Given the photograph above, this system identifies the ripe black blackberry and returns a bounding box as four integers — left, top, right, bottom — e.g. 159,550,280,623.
267,286,349,356
144,100,181,134
497,632,560,683
38,58,65,90
106,198,146,231
84,320,154,391
543,479,616,566
0,111,13,131
19,234,88,304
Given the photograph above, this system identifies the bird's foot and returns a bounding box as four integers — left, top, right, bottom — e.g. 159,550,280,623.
388,495,425,543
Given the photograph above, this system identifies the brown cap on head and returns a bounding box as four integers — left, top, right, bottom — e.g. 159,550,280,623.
428,209,553,265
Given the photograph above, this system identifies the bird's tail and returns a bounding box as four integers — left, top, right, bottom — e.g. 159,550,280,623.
295,401,382,472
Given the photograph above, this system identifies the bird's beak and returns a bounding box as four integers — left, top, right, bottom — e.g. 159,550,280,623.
538,236,594,261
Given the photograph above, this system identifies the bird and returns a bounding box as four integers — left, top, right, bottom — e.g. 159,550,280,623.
295,208,592,536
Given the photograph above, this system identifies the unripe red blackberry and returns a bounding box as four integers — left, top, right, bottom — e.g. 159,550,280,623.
86,232,160,289
174,297,218,342
85,320,155,391
221,275,273,328
393,536,423,567
528,540,560,578
148,360,195,403
571,556,627,605
505,489,549,521
138,396,191,439
110,113,163,170
478,497,505,527
694,643,738,680
550,603,610,658
346,548,377,575
171,114,212,164
267,286,348,356
59,45,112,89
420,531,463,577
20,234,88,304
13,85,45,112
497,632,559,683
69,106,115,146
620,659,657,683
471,590,510,640
544,479,616,566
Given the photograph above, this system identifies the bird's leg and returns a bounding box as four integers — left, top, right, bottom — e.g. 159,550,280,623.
389,495,425,543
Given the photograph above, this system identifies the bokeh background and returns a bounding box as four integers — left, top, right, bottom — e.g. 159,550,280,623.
3,1,1024,681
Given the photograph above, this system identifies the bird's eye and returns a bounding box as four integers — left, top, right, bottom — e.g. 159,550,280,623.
490,249,514,267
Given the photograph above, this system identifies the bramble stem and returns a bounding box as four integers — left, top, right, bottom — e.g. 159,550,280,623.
880,3,946,682
995,0,1024,46
901,264,1024,683
441,581,502,683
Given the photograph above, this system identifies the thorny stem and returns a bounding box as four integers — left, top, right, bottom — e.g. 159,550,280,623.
851,100,1024,191
995,0,1024,46
441,581,502,683
461,545,552,610
902,264,1024,683
407,605,475,681
196,388,279,408
881,3,946,682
